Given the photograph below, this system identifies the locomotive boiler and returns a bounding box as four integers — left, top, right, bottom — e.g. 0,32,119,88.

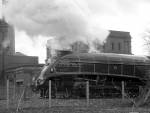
32,52,150,98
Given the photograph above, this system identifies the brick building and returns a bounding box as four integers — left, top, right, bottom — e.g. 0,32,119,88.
0,19,40,99
0,19,39,82
103,30,131,54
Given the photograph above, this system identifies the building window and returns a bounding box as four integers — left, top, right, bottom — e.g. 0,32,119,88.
127,41,130,53
125,41,131,54
111,42,114,50
16,81,23,86
16,79,24,86
118,43,121,51
103,44,105,50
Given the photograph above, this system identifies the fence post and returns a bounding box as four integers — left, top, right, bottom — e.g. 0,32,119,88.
122,81,125,100
49,80,51,108
6,78,9,109
86,81,89,106
13,74,16,100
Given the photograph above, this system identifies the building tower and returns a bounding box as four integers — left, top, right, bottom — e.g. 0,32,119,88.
0,19,15,55
0,19,15,87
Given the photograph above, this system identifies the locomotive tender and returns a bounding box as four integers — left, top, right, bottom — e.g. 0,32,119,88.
33,52,150,98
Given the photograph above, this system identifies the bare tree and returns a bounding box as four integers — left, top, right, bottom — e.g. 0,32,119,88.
143,30,150,54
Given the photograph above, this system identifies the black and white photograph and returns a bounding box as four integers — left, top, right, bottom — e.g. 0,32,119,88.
0,0,150,113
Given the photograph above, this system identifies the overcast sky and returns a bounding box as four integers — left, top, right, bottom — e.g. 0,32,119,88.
1,0,150,63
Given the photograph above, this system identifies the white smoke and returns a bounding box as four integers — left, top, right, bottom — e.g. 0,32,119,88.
4,0,109,58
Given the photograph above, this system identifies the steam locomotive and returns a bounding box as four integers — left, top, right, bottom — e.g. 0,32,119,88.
32,52,150,98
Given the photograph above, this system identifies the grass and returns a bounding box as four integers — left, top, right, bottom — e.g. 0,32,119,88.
1,96,150,113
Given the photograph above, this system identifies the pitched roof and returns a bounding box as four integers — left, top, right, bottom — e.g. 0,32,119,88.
108,30,131,39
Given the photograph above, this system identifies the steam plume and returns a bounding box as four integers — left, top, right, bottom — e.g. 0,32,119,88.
4,0,109,55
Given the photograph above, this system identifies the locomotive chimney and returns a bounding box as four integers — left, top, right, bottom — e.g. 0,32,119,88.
71,41,89,53
55,49,72,58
